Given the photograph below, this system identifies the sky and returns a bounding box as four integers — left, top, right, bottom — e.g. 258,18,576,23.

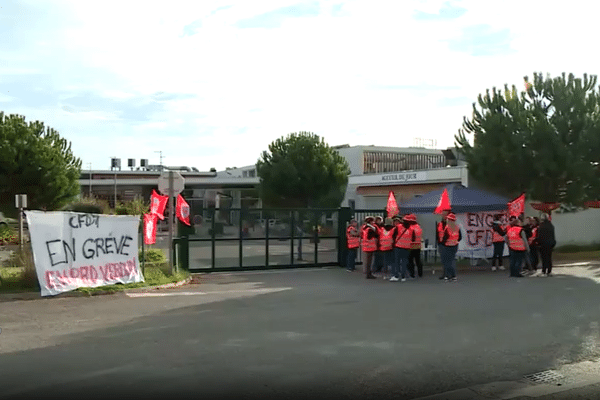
2,0,598,172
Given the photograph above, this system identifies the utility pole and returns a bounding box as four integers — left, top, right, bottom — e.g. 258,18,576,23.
112,156,117,209
87,162,92,196
155,151,164,170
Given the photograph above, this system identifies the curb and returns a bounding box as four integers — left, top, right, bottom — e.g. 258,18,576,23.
0,277,193,302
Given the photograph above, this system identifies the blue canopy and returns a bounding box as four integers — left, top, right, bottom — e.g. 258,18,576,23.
399,184,509,214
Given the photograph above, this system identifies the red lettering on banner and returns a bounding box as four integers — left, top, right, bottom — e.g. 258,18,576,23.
79,266,89,282
69,268,79,279
45,271,56,289
99,265,109,281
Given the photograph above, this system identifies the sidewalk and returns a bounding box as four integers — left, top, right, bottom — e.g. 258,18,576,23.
415,358,600,400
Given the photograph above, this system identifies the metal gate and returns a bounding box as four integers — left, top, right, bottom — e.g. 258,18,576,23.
172,208,341,272
173,207,395,272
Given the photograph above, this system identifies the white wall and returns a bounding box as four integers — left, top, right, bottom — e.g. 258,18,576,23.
524,204,600,246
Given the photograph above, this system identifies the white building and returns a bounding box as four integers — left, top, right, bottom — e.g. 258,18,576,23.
333,144,468,209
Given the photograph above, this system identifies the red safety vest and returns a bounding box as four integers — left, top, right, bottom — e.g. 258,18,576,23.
361,225,377,252
394,225,413,249
492,224,506,243
437,221,446,243
507,226,526,251
528,226,537,246
410,224,422,249
346,226,360,249
444,225,460,246
379,228,395,251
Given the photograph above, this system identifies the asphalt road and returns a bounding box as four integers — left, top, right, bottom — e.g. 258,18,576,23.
1,265,600,400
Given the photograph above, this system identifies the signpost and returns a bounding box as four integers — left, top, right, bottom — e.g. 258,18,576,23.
15,194,27,249
158,170,185,274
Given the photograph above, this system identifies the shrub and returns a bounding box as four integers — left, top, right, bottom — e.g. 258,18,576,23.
555,243,600,253
1,245,39,290
115,196,148,217
61,196,111,214
139,247,167,264
0,225,18,245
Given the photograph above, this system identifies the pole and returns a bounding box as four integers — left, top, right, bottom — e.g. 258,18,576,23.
114,172,117,210
168,170,174,275
88,163,92,196
18,206,23,250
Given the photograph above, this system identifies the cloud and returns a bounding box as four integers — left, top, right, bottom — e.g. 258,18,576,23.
234,2,321,28
2,0,600,173
447,24,515,56
414,2,467,20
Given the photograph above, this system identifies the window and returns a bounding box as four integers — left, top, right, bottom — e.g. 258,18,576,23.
362,151,446,174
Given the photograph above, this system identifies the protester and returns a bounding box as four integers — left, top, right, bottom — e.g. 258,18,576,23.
391,214,413,282
529,217,540,271
361,216,379,279
436,209,451,279
490,213,507,271
406,214,423,278
346,218,360,272
378,218,396,279
439,212,461,282
373,216,385,273
506,217,529,278
537,213,556,276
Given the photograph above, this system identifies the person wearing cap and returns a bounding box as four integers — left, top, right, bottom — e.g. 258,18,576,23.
361,216,379,279
391,214,414,282
378,217,396,279
406,214,423,278
490,213,507,271
436,208,451,279
506,217,530,277
439,212,462,282
346,218,360,272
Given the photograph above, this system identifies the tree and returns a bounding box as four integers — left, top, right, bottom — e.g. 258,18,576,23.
256,132,350,208
0,112,82,216
455,72,600,206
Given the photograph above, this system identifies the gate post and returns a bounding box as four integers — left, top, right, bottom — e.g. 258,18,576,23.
338,207,352,268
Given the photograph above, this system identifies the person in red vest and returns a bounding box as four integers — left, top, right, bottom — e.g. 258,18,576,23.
491,213,507,271
378,218,396,279
361,216,379,279
506,217,530,278
436,208,451,279
405,214,423,278
346,218,360,272
373,216,385,273
391,214,414,282
439,212,462,282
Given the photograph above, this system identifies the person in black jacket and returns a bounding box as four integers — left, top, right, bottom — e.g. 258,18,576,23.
537,213,556,276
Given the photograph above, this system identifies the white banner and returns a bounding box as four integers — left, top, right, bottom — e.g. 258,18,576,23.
25,211,144,297
455,210,510,259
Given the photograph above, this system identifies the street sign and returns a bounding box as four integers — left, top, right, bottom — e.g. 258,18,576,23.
158,171,185,195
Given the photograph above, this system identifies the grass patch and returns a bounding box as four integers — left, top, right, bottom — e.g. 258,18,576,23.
1,245,190,294
73,266,190,294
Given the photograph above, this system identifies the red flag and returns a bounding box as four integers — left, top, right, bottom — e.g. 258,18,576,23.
386,191,399,218
433,188,451,214
176,194,191,226
150,189,168,220
143,213,158,245
508,193,525,217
